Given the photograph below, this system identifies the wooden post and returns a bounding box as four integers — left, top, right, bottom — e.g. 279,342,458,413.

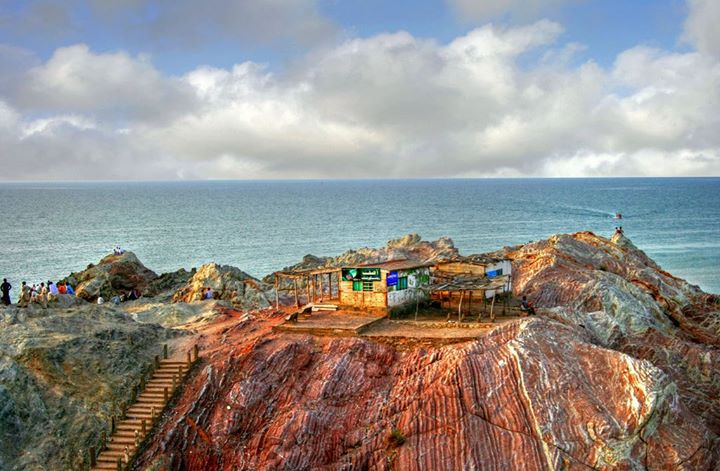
163,344,168,359
142,418,147,436
306,276,311,305
193,344,199,362
172,373,177,389
163,387,168,402
111,415,116,433
328,273,333,300
151,406,156,421
154,355,160,369
293,279,299,308
319,274,324,301
274,274,279,310
489,293,496,322
178,364,183,376
117,456,122,471
90,447,96,467
186,350,191,366
458,290,465,323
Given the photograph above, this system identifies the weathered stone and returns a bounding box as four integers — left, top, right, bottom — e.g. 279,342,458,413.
0,304,176,470
172,263,271,310
62,251,158,302
132,317,719,470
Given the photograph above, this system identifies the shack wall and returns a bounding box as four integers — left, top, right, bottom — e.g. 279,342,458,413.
387,267,430,307
434,261,487,277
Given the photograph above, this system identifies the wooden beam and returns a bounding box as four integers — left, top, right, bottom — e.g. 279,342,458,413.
293,278,299,307
489,293,496,323
319,273,324,301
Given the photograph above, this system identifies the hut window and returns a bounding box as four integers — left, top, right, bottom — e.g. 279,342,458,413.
398,277,408,290
362,281,374,291
352,280,363,291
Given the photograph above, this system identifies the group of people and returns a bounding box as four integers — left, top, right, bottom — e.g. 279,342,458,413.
102,288,142,305
1,279,76,308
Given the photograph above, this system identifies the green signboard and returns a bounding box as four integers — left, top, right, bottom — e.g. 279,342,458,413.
342,268,382,281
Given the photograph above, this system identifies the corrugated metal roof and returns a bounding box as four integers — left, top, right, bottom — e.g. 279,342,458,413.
350,259,433,271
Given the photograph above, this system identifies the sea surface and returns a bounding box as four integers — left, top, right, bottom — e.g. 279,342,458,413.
1,178,718,301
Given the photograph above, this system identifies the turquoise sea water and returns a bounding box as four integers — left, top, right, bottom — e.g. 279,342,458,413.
1,178,718,301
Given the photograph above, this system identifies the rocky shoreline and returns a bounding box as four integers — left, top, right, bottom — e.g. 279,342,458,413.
1,232,718,470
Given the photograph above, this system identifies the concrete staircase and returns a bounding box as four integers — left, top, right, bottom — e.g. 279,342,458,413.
90,351,198,471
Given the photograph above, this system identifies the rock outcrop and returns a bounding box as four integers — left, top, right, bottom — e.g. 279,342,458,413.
0,304,176,470
133,315,718,470
172,263,271,310
267,234,459,281
62,251,158,302
505,231,720,436
144,268,196,299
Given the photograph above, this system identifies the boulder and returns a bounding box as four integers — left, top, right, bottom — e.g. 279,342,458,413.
144,268,196,299
172,263,270,310
62,252,158,302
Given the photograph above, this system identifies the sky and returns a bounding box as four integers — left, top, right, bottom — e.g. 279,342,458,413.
0,0,718,180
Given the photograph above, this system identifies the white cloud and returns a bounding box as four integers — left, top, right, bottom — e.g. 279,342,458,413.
1,14,720,180
13,44,196,122
683,0,720,60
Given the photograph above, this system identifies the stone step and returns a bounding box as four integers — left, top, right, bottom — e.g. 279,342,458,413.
109,435,141,444
98,450,133,461
135,397,167,404
111,429,141,437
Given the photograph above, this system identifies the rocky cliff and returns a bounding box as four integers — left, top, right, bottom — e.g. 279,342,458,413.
504,231,720,438
1,233,718,470
62,251,158,302
0,304,179,470
131,232,719,471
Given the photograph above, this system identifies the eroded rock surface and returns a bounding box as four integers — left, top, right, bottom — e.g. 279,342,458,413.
62,251,158,302
504,231,720,436
133,316,718,470
0,304,177,470
172,263,271,310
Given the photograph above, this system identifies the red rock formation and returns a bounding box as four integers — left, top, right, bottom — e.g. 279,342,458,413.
133,313,718,470
130,232,719,470
506,232,720,439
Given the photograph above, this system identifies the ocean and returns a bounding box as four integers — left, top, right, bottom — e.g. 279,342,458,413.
1,178,718,300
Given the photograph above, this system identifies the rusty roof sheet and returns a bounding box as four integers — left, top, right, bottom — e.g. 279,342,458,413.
350,259,433,271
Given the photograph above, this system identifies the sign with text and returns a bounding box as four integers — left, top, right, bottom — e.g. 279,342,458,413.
386,271,398,286
342,267,382,281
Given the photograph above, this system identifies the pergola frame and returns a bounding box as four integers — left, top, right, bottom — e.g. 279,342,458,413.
428,271,512,323
273,267,341,309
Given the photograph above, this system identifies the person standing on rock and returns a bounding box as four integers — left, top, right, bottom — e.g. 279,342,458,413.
18,281,30,307
38,282,48,308
1,279,11,305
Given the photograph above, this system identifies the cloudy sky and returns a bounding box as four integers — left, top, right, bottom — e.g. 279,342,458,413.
0,0,718,180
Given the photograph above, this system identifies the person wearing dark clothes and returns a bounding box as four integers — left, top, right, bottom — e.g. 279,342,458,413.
1,279,11,305
520,295,536,315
